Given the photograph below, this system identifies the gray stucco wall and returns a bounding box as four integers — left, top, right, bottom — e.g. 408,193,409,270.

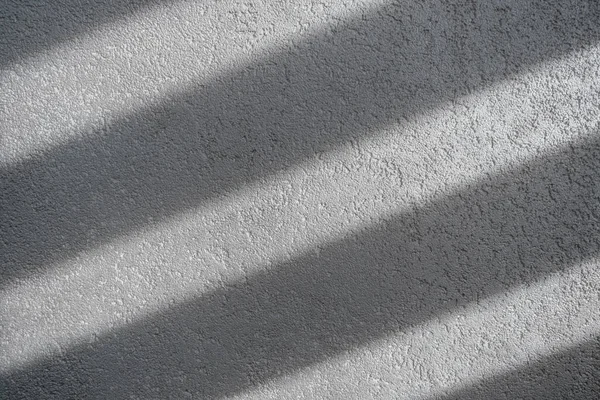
2,0,600,398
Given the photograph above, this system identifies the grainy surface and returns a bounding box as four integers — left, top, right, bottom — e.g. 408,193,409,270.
2,0,600,398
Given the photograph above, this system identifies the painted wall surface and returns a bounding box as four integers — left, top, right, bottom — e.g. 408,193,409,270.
2,0,600,398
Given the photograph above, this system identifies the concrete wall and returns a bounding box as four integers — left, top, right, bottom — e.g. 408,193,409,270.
2,0,600,398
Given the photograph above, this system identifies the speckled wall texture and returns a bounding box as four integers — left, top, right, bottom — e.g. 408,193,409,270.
1,0,600,398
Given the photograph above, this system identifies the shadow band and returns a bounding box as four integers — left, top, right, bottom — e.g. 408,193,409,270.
441,337,600,400
0,0,161,69
3,133,600,398
2,0,599,287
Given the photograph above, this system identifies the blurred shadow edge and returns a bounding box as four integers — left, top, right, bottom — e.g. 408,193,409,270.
2,129,600,398
0,0,161,69
2,0,600,287
440,337,600,400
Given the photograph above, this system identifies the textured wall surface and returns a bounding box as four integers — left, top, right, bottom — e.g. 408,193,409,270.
2,0,600,398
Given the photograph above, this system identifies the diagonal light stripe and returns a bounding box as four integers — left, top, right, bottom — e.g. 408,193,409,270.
2,0,597,166
3,129,600,396
3,10,600,363
232,259,600,399
2,1,600,397
2,3,599,284
2,104,599,374
0,0,382,164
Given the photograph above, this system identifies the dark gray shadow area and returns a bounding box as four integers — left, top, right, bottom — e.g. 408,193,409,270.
3,132,600,399
441,337,600,400
0,0,160,69
2,0,599,287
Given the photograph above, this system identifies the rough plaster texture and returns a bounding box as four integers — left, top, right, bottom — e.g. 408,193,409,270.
2,0,600,398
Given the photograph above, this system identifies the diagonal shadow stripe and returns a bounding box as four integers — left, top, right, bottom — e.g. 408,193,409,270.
3,131,600,398
440,337,600,400
0,0,162,69
2,0,599,287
